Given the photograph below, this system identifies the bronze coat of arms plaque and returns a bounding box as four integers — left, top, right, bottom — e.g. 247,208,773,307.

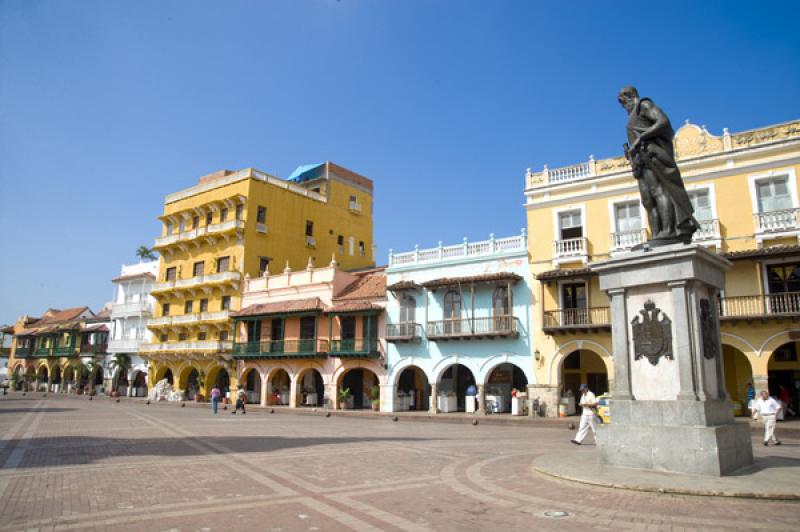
631,300,673,365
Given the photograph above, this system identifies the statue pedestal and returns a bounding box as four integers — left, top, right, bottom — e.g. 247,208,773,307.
591,244,753,476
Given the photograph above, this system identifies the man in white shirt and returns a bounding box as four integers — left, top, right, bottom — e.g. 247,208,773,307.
752,390,782,446
571,384,598,445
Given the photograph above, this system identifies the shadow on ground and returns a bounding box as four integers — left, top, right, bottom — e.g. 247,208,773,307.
0,408,77,414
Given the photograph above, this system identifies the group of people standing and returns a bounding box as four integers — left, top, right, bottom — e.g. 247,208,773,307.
209,384,248,415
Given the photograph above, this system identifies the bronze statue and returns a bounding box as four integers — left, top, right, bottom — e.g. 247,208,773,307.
619,86,698,246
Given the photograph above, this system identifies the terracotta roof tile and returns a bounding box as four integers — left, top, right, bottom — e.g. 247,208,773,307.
386,280,421,291
335,271,386,301
535,268,595,281
36,307,92,326
327,302,383,314
231,298,326,317
723,245,800,260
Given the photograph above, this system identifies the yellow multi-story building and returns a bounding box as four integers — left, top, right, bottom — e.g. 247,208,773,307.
525,119,800,417
144,162,375,397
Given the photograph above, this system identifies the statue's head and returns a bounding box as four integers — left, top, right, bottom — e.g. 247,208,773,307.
618,86,639,112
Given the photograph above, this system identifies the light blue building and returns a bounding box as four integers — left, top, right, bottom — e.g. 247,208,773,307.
383,230,534,414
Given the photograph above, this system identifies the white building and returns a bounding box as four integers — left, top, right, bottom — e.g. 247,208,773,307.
108,261,158,396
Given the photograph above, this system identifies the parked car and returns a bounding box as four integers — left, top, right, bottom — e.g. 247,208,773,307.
596,394,611,424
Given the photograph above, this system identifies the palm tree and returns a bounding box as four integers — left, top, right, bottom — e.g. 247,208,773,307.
108,354,131,393
136,246,157,262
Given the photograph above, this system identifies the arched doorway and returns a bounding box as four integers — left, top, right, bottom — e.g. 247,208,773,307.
63,366,75,392
561,350,608,415
768,341,800,418
242,368,261,405
722,345,753,415
92,367,104,393
268,368,290,405
37,366,49,391
297,368,324,407
132,371,147,397
340,368,379,410
51,366,62,392
155,367,174,386
116,369,130,396
485,363,528,414
396,366,429,411
13,366,24,390
438,364,476,412
185,368,200,400
208,367,231,400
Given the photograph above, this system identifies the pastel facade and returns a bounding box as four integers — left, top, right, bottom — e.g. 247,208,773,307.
144,162,375,399
231,260,386,409
108,261,158,396
384,231,534,414
525,119,800,416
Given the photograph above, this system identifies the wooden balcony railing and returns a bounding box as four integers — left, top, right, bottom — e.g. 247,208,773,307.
426,316,520,340
542,307,611,333
80,343,108,355
34,347,53,357
385,323,423,342
54,346,77,356
329,338,379,357
13,347,32,358
232,339,329,358
719,292,800,319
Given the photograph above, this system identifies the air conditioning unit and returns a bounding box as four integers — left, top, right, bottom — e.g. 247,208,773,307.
306,236,316,247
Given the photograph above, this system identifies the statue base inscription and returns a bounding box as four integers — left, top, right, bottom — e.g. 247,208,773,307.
591,244,753,476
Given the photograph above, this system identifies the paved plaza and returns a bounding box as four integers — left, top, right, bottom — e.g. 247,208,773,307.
0,394,798,531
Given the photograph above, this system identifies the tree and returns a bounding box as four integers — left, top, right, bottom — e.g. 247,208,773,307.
136,246,157,262
108,354,131,390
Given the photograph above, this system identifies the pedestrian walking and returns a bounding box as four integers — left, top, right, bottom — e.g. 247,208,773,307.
233,386,247,415
570,384,598,445
752,390,782,446
210,384,221,415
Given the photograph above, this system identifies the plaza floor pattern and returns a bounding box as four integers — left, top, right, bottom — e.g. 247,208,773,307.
0,394,798,531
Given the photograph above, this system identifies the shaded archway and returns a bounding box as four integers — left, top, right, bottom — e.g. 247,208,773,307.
37,366,49,390
131,370,148,396
115,369,130,396
722,344,753,415
242,368,262,405
767,341,800,418
297,368,324,407
62,365,76,392
155,366,174,385
339,368,379,410
207,366,231,400
560,350,608,415
92,366,104,393
184,368,200,400
13,365,25,390
51,366,62,392
395,365,429,411
267,368,290,406
485,363,528,414
437,364,476,412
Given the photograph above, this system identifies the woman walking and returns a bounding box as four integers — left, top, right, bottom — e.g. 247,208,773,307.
210,384,221,415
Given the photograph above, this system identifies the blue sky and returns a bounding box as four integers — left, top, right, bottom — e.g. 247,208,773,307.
1,0,798,325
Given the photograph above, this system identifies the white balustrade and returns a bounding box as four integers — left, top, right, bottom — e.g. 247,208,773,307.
388,230,527,268
693,219,721,241
111,300,152,316
611,229,647,251
754,208,800,233
139,341,232,352
548,162,593,184
553,237,587,258
348,201,362,213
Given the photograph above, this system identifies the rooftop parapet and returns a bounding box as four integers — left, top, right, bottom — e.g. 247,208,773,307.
387,230,527,270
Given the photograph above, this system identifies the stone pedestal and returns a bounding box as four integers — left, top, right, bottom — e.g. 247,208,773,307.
591,244,753,476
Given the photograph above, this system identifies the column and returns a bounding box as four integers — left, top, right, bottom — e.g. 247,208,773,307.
669,281,698,401
429,383,438,414
476,384,485,414
289,378,298,408
608,288,632,400
753,374,769,395
260,372,268,407
687,282,708,401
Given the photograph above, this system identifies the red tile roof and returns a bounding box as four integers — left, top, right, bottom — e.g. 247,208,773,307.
386,280,421,291
335,271,386,301
327,302,383,314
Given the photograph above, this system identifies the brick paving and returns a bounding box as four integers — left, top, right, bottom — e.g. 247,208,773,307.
0,393,798,531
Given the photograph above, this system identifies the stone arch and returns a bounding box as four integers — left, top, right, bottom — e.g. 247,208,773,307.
240,367,262,405
722,344,754,410
265,363,295,383
295,366,325,407
206,365,231,392
393,364,430,412
331,360,385,387
721,332,758,358
390,357,432,387
479,354,535,386
547,339,612,387
337,365,381,410
266,366,292,406
177,365,200,391
154,365,174,385
759,329,800,360
431,355,480,384
435,362,477,413
765,340,800,406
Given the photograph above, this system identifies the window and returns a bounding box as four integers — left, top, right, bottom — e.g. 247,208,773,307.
235,204,243,221
561,282,587,325
178,333,187,341
493,286,511,316
305,220,314,237
160,333,168,342
256,206,266,224
300,317,316,340
444,290,462,333
337,235,344,247
258,257,270,276
192,261,204,277
614,202,642,233
688,190,713,221
161,303,170,316
165,267,177,281
559,210,583,239
198,332,207,341
767,263,800,295
206,212,213,225
178,219,186,232
246,320,261,342
200,299,208,312
358,241,365,256
193,215,200,229
219,330,229,341
348,236,355,256
165,222,173,235
350,195,357,203
184,300,193,314
340,316,356,339
220,207,228,222
400,295,416,323
362,315,377,341
757,177,792,213
216,256,230,273
221,296,231,310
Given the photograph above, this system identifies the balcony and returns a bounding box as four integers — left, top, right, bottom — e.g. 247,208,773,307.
693,218,721,243
14,347,32,358
80,343,108,355
34,347,53,357
53,345,77,357
330,338,379,358
150,310,231,328
111,300,152,317
108,337,145,352
152,271,241,293
348,200,363,214
385,323,423,342
553,237,588,264
542,307,611,334
232,339,328,359
389,230,527,269
611,229,647,252
139,341,233,353
426,316,520,340
154,219,245,249
753,208,800,235
719,292,800,321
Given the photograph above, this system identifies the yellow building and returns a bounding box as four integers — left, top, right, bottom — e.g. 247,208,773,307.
525,119,800,416
144,162,376,398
